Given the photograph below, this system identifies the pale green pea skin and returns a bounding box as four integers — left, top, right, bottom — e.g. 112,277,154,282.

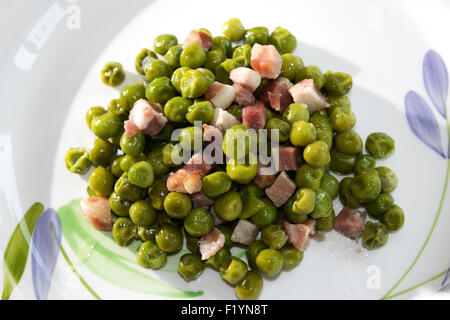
90,112,122,140
339,177,361,209
135,48,158,75
291,188,316,215
127,161,155,189
196,68,215,85
164,45,183,69
153,34,178,55
88,167,115,197
366,193,394,219
376,166,398,193
283,197,308,224
335,130,363,155
129,200,157,227
310,189,332,219
145,77,177,106
290,120,317,147
136,240,167,269
112,217,137,247
164,96,193,123
183,208,214,237
65,149,91,174
362,221,388,249
222,18,245,42
185,101,214,124
245,26,269,46
324,71,353,96
120,133,146,157
203,49,226,72
214,190,243,221
382,205,404,231
178,253,205,282
211,36,233,58
180,44,207,69
320,173,339,199
266,118,291,143
232,44,252,67
85,106,106,129
171,67,191,93
109,192,132,217
251,198,278,227
295,65,325,90
147,148,171,178
261,225,288,250
280,244,303,271
255,249,283,277
329,149,357,174
220,256,248,285
201,171,232,199
120,84,146,112
330,108,356,132
226,156,258,184
114,173,146,202
180,69,210,99
354,155,377,175
163,192,192,219
295,164,324,191
366,133,395,159
101,61,125,87
303,141,331,168
223,124,250,159
283,103,310,125
269,27,297,54
281,54,304,81
144,59,171,82
235,270,263,300
240,196,265,219
315,209,335,232
350,171,382,203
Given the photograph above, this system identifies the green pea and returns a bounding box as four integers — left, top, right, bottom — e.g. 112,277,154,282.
354,155,377,175
215,59,241,84
246,240,268,270
147,148,170,178
339,177,361,208
220,256,248,285
362,221,388,249
119,84,146,112
324,71,353,96
178,126,203,151
222,18,245,42
335,130,363,155
240,196,266,219
303,141,331,168
239,183,264,200
255,249,283,277
292,188,316,215
269,26,297,54
145,77,176,105
203,49,226,72
114,173,146,201
108,98,128,120
163,192,192,219
120,133,145,156
226,156,258,184
129,200,157,227
186,101,214,124
235,270,263,300
310,189,332,219
250,197,278,227
101,61,125,86
283,103,309,125
162,143,183,167
90,112,122,140
212,37,233,55
320,174,339,199
202,171,232,199
283,196,308,224
153,34,178,55
164,96,192,123
227,104,244,122
178,253,205,282
138,224,159,242
109,156,123,177
295,164,324,191
110,126,125,147
350,171,382,203
330,108,356,132
245,26,269,46
280,244,303,271
112,217,137,247
232,44,252,67
88,167,114,197
171,67,191,93
366,193,394,219
180,69,210,99
196,68,215,85
119,154,138,172
327,95,352,116
290,120,316,147
382,205,404,232
136,240,167,269
266,118,291,143
85,106,106,129
88,139,115,168
185,231,200,253
295,65,325,90
315,209,335,232
184,208,214,237
155,224,183,253
135,48,158,75
206,247,232,270
164,45,183,69
376,166,398,193
214,191,242,221
280,54,304,81
223,124,251,159
180,44,207,69
109,192,132,217
144,58,171,82
127,161,155,189
261,225,288,250
65,149,91,174
329,149,357,174
148,179,169,211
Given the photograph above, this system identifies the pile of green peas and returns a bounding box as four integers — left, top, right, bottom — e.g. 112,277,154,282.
65,18,403,300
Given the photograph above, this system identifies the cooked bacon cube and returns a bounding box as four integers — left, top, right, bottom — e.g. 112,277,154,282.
190,191,215,209
233,83,256,106
250,44,282,79
205,81,236,109
265,171,296,207
283,219,316,251
80,197,113,231
289,79,329,113
258,77,293,113
231,219,259,246
335,207,366,240
210,108,241,132
229,67,261,92
183,30,213,51
199,228,225,260
242,102,266,130
276,146,299,172
125,99,167,137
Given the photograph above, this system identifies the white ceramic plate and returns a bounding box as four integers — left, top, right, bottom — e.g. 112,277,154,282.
1,0,450,300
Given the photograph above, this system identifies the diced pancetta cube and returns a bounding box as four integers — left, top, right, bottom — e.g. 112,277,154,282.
167,169,202,194
80,197,113,231
184,152,214,178
210,108,241,132
250,44,282,79
289,79,329,113
276,146,299,172
258,77,293,113
183,30,213,51
335,207,366,240
190,191,215,209
125,99,168,137
231,219,259,246
233,84,256,106
242,102,266,130
265,171,296,207
229,67,262,92
254,169,276,189
199,228,225,260
205,81,236,109
203,124,223,143
283,219,316,251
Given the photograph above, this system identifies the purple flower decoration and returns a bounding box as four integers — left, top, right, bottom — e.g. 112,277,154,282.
423,50,448,118
440,267,450,293
31,208,62,300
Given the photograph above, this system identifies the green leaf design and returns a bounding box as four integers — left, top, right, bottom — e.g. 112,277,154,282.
2,203,44,300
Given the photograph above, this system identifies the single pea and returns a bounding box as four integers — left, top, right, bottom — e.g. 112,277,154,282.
180,69,210,99
153,34,178,55
339,177,361,208
119,154,139,172
329,149,357,174
186,101,214,124
206,247,232,270
250,197,278,227
239,183,264,200
196,68,215,85
304,141,331,168
240,196,266,219
171,67,191,93
214,191,242,221
266,118,291,143
335,130,363,155
366,193,394,219
136,240,167,269
362,221,388,249
88,139,115,167
290,120,316,147
163,192,192,219
127,161,155,189
220,256,248,285
178,253,205,282
350,171,382,203
223,124,251,159
101,61,125,86
145,77,176,106
109,155,123,176
327,95,352,116
232,44,252,67
295,163,324,191
295,65,325,90
162,143,183,167
155,224,183,253
129,200,157,227
269,26,297,54
235,270,263,300
280,244,303,271
226,156,258,184
147,148,171,178
255,249,283,277
120,133,145,157
90,112,122,140
245,26,269,46
180,44,207,69
330,108,356,132
184,231,200,253
164,96,192,123
178,126,203,151
65,149,91,174
310,189,333,219
164,45,183,69
119,84,146,112
320,174,339,199
135,48,158,75
376,166,398,193
109,192,132,217
148,179,169,211
203,49,226,72
112,217,137,247
114,173,146,201
227,104,244,122
222,18,245,42
283,196,309,224
202,171,232,199
144,58,171,82
324,71,353,96
107,99,128,121
283,103,309,125
382,205,405,232
291,188,316,215
138,224,159,242
246,240,268,270
354,155,377,175
315,208,336,231
215,58,241,85
280,54,304,81
212,36,233,57
261,225,288,250
88,167,115,197
85,106,106,129
184,208,214,237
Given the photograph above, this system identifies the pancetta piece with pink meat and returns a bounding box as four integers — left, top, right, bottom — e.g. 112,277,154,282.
190,190,215,209
233,84,256,106
182,30,212,51
205,81,236,109
242,102,266,130
199,228,225,260
230,219,259,246
124,99,168,138
250,44,282,79
289,79,329,113
275,146,299,172
258,77,293,113
283,219,316,251
334,207,367,240
210,108,241,132
265,171,296,207
229,67,262,92
80,196,113,231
